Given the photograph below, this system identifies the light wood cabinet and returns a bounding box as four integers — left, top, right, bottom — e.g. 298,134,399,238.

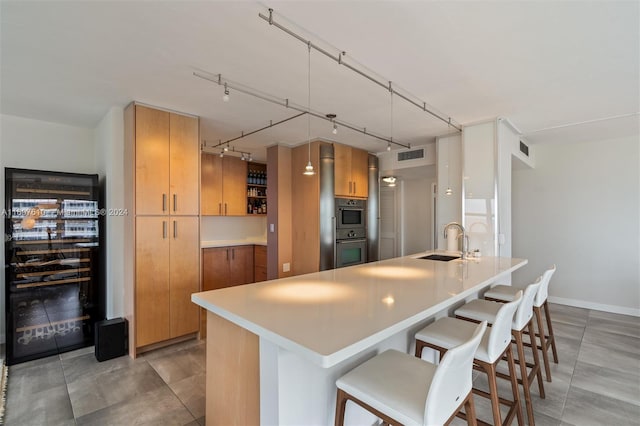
334,143,369,198
135,217,171,347
201,154,247,216
125,103,201,355
135,105,199,215
135,216,199,347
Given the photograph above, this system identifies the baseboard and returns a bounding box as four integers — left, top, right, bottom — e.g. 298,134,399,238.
549,296,640,317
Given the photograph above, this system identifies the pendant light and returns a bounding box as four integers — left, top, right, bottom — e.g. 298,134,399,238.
303,42,315,176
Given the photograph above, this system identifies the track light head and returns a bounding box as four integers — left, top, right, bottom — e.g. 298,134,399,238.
219,151,224,158
326,114,338,135
387,143,391,151
223,83,230,102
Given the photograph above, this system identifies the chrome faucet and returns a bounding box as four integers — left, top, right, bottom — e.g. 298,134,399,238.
444,222,468,260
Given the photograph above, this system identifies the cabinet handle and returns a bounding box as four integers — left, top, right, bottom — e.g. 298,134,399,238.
173,194,177,212
226,248,229,261
173,220,177,238
353,182,356,194
162,194,167,212
219,203,222,215
225,203,228,215
232,248,235,260
163,221,167,239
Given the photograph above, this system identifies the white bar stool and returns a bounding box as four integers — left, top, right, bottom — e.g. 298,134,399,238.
456,279,545,426
335,321,487,426
485,265,558,382
415,293,524,426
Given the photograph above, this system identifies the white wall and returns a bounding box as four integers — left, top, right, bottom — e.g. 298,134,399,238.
0,113,96,343
512,134,639,316
94,107,125,318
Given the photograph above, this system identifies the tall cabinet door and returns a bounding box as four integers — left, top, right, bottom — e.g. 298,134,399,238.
169,216,200,338
169,113,200,215
334,143,352,197
222,156,248,216
136,216,171,347
350,148,369,198
136,106,170,215
201,154,223,215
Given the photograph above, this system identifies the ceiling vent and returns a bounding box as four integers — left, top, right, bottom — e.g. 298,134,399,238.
519,140,529,157
397,149,424,162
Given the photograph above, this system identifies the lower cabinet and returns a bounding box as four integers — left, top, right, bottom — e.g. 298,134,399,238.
254,245,267,282
201,244,266,337
136,216,200,348
202,245,254,291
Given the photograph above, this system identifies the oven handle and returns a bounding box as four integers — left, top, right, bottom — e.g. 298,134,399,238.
336,239,367,244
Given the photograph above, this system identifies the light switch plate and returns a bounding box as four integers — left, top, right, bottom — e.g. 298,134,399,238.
283,263,290,272
270,223,275,233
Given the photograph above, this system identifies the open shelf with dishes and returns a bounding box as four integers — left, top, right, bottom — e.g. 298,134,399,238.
4,168,102,365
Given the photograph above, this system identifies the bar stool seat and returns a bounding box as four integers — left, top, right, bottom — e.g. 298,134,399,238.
485,265,558,382
415,293,523,426
456,278,545,426
335,321,487,426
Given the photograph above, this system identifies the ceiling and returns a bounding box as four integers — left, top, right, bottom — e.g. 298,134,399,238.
1,1,638,162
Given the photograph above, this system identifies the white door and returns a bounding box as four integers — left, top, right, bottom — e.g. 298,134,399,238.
379,186,397,260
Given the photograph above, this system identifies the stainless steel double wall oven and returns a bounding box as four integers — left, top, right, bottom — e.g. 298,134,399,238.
335,198,367,268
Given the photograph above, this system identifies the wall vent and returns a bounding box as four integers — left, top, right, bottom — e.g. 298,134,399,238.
519,141,529,157
397,149,424,161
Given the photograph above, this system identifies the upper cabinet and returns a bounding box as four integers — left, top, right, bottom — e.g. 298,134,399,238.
135,105,199,215
334,143,369,198
201,154,247,216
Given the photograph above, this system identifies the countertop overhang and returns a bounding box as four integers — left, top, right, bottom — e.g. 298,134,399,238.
192,252,526,368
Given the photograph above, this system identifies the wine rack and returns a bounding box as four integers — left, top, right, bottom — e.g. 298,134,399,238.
247,162,267,215
4,168,102,365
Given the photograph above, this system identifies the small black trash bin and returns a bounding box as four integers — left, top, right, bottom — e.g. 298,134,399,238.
94,318,128,362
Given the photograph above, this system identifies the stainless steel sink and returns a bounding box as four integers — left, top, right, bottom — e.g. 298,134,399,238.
416,254,460,262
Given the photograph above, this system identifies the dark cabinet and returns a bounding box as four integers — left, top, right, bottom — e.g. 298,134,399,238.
4,168,102,365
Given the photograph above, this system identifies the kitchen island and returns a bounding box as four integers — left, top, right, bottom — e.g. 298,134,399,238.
192,252,527,426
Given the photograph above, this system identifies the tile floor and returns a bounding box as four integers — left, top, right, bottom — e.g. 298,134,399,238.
4,304,640,425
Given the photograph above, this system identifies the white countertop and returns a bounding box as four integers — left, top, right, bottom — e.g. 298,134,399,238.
201,238,267,248
192,252,526,368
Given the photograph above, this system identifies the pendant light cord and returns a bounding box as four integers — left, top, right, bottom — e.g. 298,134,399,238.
307,42,311,160
390,84,393,144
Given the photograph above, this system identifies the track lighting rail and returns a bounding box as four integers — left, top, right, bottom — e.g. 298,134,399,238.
193,71,411,149
259,8,462,132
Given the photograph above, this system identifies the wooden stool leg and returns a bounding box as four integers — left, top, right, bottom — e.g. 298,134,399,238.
464,393,477,426
528,320,546,399
415,340,426,358
543,301,559,363
334,389,348,426
514,330,535,426
505,345,524,426
482,361,503,426
534,306,552,382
